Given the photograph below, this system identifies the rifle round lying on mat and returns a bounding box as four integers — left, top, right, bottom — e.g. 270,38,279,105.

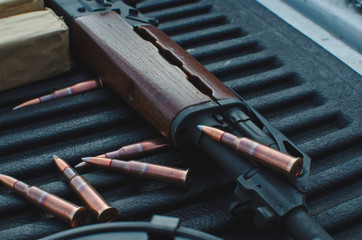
54,155,118,223
81,157,190,187
75,137,172,169
0,174,87,227
198,125,303,179
13,79,102,110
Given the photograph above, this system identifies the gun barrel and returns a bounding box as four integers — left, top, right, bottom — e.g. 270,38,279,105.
284,208,333,240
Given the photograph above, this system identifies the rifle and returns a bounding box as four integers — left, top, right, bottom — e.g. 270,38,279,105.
47,0,333,239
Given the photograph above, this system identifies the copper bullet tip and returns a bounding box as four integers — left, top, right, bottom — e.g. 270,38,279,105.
81,157,91,162
53,155,70,173
74,162,84,168
0,174,17,189
197,125,205,131
199,125,224,142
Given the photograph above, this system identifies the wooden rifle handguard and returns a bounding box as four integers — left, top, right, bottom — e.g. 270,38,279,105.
72,12,236,138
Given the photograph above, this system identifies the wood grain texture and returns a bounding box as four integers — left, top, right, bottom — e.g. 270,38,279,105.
72,12,211,138
136,25,237,101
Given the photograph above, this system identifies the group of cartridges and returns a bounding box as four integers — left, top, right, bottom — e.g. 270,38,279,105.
2,80,303,228
0,126,303,227
0,138,187,227
4,79,190,227
11,78,303,180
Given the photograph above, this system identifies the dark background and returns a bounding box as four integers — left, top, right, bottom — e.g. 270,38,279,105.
0,0,361,239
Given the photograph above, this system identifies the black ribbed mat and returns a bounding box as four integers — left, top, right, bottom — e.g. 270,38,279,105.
0,0,361,239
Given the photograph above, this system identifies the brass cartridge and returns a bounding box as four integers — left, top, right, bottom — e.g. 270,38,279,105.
53,155,118,223
13,79,102,110
198,125,303,179
99,137,171,159
76,137,171,169
0,174,86,227
82,157,190,187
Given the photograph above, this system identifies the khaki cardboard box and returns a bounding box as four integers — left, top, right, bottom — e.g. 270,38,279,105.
0,0,44,19
0,8,71,91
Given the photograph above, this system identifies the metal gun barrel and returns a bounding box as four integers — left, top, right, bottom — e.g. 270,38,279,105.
284,208,333,240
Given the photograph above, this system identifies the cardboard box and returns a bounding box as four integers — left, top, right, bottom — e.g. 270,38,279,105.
0,0,44,19
0,8,71,91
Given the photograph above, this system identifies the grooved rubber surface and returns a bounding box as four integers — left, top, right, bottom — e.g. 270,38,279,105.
0,0,360,239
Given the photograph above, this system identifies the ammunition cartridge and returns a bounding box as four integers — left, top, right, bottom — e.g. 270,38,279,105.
75,137,171,168
198,125,303,179
13,79,102,110
82,157,190,187
0,174,86,227
53,155,118,223
101,137,171,159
